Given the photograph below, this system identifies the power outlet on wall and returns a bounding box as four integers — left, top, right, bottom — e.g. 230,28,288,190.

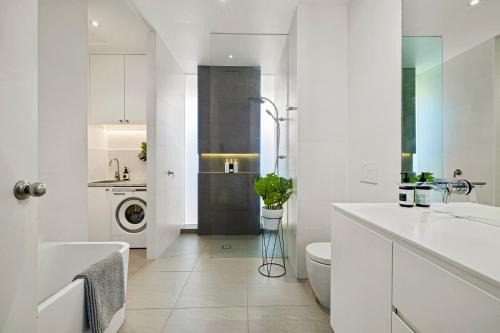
360,161,378,185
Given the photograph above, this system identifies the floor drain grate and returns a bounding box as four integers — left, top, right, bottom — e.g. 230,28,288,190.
221,244,232,250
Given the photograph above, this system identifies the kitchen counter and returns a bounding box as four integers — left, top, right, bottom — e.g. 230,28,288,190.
88,180,147,188
333,202,500,288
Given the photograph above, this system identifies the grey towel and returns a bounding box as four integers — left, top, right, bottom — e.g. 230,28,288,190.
74,251,125,333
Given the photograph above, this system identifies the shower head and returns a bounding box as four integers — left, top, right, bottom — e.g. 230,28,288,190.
249,97,264,103
265,109,279,123
249,96,279,119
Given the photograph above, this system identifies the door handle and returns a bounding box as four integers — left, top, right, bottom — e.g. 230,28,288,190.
14,180,47,200
167,170,175,178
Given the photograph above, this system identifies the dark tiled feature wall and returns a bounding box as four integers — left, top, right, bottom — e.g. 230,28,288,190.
198,66,261,235
402,68,416,173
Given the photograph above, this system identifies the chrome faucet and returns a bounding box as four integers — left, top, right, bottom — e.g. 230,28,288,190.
109,158,120,181
430,179,486,203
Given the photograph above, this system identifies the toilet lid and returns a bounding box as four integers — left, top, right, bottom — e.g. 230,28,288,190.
306,242,331,265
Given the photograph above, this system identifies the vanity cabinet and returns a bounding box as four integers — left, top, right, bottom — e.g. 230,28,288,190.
331,213,392,333
89,54,146,125
393,244,500,333
331,207,500,333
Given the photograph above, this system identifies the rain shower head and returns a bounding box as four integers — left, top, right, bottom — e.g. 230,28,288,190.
249,97,265,104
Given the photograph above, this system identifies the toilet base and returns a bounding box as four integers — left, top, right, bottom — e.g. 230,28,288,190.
306,257,331,309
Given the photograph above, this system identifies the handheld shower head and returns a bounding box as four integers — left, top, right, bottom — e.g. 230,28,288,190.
265,109,279,123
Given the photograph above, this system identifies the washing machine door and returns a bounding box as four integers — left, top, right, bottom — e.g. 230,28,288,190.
115,196,147,233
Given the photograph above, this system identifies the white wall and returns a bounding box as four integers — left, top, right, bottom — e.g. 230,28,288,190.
283,1,348,278
284,13,299,277
185,74,198,225
38,0,88,242
443,39,496,205
261,76,277,175
147,32,185,258
107,128,147,181
347,0,402,203
88,125,109,182
88,126,147,182
415,64,443,177
496,37,500,207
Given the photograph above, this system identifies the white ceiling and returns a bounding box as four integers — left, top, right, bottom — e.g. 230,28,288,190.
403,0,500,62
88,0,150,54
210,33,288,74
402,37,442,74
129,0,300,73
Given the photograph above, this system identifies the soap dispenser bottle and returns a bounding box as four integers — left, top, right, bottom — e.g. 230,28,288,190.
224,159,229,173
123,167,130,181
228,159,234,174
234,159,239,173
399,172,415,207
415,172,432,207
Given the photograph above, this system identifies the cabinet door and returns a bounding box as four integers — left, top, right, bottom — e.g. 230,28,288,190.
393,244,500,333
124,55,147,124
88,187,112,241
89,55,125,124
331,212,393,333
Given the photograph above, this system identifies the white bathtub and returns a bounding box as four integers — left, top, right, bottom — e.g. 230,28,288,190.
38,242,129,333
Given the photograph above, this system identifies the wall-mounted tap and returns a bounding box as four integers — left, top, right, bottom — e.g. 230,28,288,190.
109,158,120,181
430,179,486,203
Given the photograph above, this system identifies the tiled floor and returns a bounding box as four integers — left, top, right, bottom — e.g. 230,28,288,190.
119,234,333,333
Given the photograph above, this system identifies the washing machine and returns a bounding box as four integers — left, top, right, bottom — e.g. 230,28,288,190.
111,187,147,248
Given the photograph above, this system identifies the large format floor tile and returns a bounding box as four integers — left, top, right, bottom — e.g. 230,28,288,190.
247,265,316,306
142,253,199,272
175,270,247,308
248,305,333,333
162,307,248,333
126,271,190,309
118,309,171,333
124,235,332,332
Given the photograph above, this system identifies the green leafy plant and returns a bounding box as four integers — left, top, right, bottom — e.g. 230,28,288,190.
410,172,434,183
138,141,147,161
254,173,293,210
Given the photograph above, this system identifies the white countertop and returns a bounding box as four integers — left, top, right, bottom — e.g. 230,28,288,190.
333,202,500,288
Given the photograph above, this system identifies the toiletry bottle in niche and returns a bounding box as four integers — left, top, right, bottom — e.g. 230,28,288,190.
234,159,239,173
399,172,415,207
123,167,130,181
415,172,432,207
224,159,229,173
229,159,234,174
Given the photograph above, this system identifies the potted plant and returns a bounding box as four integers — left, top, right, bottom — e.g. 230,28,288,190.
254,173,293,230
138,141,147,161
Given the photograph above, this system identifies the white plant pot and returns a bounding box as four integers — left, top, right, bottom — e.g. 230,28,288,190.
261,207,283,230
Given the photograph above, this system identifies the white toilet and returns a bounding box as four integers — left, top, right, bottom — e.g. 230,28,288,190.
305,242,331,308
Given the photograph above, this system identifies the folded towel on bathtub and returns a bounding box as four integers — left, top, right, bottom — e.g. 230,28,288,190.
74,251,125,333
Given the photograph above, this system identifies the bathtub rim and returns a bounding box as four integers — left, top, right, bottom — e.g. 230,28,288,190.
38,241,129,311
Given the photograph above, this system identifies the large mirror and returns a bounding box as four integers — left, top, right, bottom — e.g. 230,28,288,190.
402,0,500,206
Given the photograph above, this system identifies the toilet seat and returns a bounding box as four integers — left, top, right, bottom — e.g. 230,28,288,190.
306,242,331,265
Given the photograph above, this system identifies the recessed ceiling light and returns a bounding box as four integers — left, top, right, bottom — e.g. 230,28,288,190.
228,54,234,59
469,0,481,6
90,20,99,27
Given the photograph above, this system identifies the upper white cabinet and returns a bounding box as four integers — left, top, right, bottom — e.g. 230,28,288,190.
89,54,146,125
89,55,125,124
124,55,147,124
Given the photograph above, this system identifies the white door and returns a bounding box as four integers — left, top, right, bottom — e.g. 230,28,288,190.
125,55,147,124
0,0,39,332
89,55,125,124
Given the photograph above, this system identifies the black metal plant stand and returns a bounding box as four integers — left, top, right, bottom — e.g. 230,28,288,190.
258,217,286,278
